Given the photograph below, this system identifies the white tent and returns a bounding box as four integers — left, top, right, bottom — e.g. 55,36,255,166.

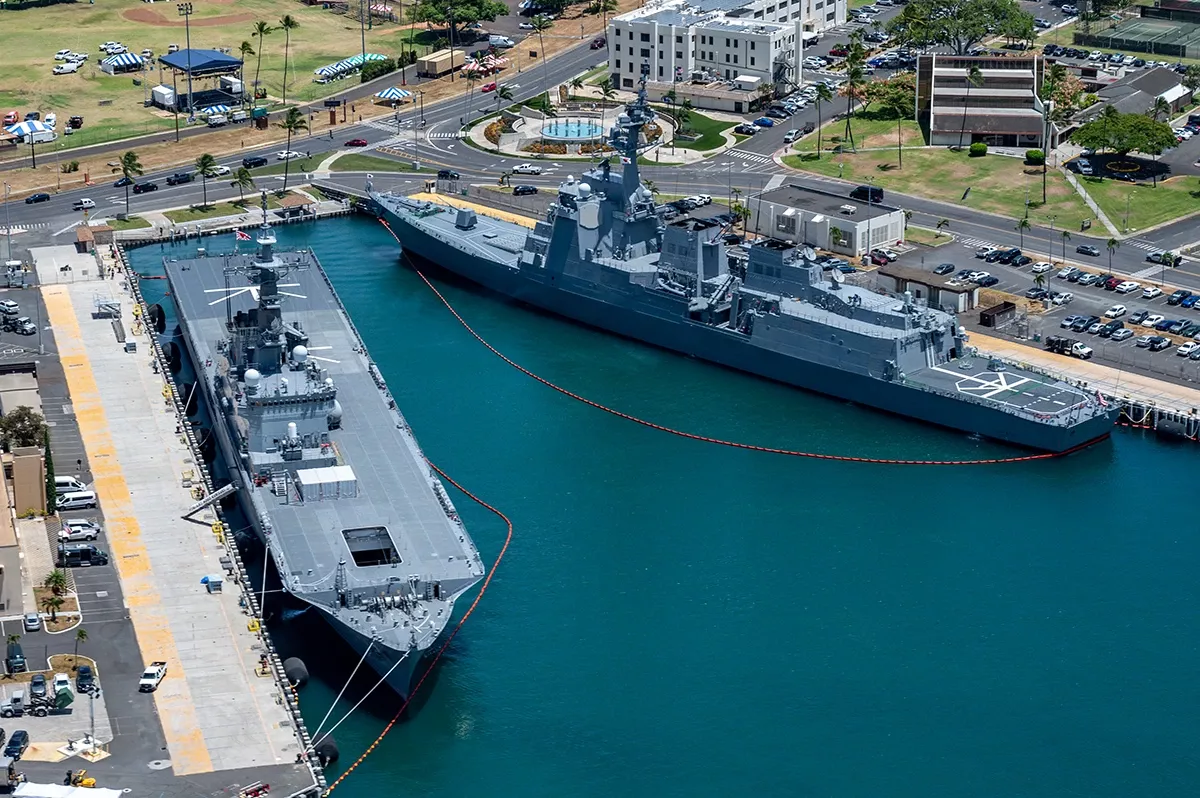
15,784,126,798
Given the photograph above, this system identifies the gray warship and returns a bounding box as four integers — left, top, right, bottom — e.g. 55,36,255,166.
162,198,486,697
372,66,1118,452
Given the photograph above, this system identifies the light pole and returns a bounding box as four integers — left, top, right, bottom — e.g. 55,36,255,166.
1047,214,1056,264
179,4,195,122
2,183,11,263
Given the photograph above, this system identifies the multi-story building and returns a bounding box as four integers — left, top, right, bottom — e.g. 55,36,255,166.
607,0,846,108
915,54,1049,148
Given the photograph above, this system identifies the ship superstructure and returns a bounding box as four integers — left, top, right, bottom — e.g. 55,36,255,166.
163,197,485,696
371,65,1118,451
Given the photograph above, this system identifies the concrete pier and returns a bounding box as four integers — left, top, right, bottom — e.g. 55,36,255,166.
35,248,306,776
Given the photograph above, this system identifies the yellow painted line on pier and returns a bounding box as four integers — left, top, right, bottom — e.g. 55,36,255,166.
409,192,538,229
41,286,215,775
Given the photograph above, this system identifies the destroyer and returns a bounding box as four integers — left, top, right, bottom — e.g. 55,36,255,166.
161,197,485,697
372,65,1118,451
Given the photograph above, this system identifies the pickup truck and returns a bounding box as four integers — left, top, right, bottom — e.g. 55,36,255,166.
1044,335,1093,360
139,661,168,692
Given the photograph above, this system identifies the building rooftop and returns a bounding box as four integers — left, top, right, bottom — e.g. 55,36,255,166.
756,183,900,222
880,263,977,294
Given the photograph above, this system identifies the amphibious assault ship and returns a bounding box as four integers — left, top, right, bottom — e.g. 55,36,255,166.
372,66,1118,451
162,197,485,697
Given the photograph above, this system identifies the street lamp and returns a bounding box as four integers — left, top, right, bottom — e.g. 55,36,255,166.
179,4,195,123
2,183,11,263
1047,214,1056,264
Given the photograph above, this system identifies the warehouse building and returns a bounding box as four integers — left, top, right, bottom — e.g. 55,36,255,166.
752,184,907,259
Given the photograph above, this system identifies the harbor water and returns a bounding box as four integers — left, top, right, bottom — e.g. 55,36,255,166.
130,216,1200,797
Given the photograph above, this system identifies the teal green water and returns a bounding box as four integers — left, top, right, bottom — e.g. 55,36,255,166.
132,219,1200,797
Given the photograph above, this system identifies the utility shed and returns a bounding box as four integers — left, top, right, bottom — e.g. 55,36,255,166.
878,263,980,313
296,465,358,501
417,48,465,77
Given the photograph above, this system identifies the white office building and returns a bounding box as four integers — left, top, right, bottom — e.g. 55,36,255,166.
607,0,846,106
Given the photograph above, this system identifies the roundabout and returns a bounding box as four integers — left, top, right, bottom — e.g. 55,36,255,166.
476,104,673,159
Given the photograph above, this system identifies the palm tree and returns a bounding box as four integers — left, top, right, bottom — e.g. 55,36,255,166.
1060,229,1071,263
194,153,218,208
678,99,694,134
112,150,144,216
252,21,275,106
1106,237,1120,272
1033,272,1047,291
42,595,63,623
43,569,68,596
276,107,309,191
1016,217,1030,247
1148,96,1170,122
643,179,659,196
278,15,301,106
596,0,618,30
569,76,584,101
230,167,256,204
903,209,912,230
600,83,617,105
814,82,834,159
957,65,983,151
73,627,88,669
531,15,554,124
840,61,865,153
6,634,19,646
492,85,514,151
238,42,256,107
936,218,950,236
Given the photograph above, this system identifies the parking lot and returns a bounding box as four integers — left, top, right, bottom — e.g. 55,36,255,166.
896,237,1200,386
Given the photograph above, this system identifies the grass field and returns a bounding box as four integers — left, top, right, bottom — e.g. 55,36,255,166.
1080,175,1200,231
331,153,433,171
783,147,1094,225
658,107,736,151
105,215,152,230
162,192,288,223
794,111,925,154
904,225,952,247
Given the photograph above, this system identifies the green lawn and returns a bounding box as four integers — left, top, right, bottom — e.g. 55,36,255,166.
656,106,737,151
783,147,1094,225
581,64,610,87
105,216,151,231
330,153,434,172
162,194,288,224
905,225,952,247
794,112,925,155
1080,175,1200,232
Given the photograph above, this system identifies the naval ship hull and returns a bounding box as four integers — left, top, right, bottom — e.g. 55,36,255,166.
383,210,1114,453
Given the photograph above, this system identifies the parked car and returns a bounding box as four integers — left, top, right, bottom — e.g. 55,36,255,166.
1076,158,1094,175
4,731,28,761
1183,295,1200,309
752,117,774,128
933,263,955,275
1055,265,1074,278
1129,309,1150,324
437,169,460,180
75,665,95,693
1031,262,1054,274
1076,244,1100,257
1098,320,1124,338
22,614,39,632
1167,289,1190,305
1077,273,1101,286
28,675,45,699
734,123,757,135
1111,328,1135,341
1061,314,1082,329
513,185,538,196
978,275,1000,287
1141,313,1165,327
1150,336,1172,351
783,129,800,143
1052,292,1074,305
1115,281,1140,294
1104,304,1127,318
1142,286,1163,299
1025,287,1049,300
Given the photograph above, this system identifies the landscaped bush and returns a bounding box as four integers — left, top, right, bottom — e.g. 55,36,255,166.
485,120,504,144
523,141,567,155
969,142,988,157
360,58,397,83
1025,149,1045,165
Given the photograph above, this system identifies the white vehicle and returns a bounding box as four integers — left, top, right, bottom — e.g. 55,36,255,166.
966,271,989,282
211,165,230,176
1031,262,1054,274
44,113,56,129
1111,328,1135,341
1055,265,1074,278
54,49,72,60
168,43,180,53
276,150,304,160
878,247,899,261
68,52,88,63
803,57,828,69
1071,342,1093,359
697,194,711,205
99,41,120,51
1115,280,1140,293
104,44,127,55
0,300,17,316
512,163,542,175
72,198,95,211
52,672,71,694
783,129,799,143
139,661,168,692
1104,304,1126,318
1177,341,1200,357
1141,313,1165,327
1142,285,1163,299
53,62,80,75
518,21,534,29
489,35,515,48
141,48,154,59
1077,159,1094,176
1052,292,1074,305
977,246,998,259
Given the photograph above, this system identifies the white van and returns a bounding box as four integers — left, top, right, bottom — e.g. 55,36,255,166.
489,35,515,48
207,114,228,127
57,490,98,511
24,129,57,144
55,476,88,495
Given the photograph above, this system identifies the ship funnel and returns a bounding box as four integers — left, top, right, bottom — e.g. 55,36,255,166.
245,368,262,395
292,345,309,364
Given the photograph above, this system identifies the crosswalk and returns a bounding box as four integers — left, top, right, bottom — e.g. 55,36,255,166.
727,149,773,164
1125,238,1161,253
0,223,50,233
957,236,993,250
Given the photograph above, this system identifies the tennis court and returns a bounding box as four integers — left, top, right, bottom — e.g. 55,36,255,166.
1077,16,1200,58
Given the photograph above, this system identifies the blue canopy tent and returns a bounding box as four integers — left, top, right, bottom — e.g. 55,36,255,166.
4,120,53,167
158,49,244,114
199,105,230,115
101,52,144,75
374,86,412,102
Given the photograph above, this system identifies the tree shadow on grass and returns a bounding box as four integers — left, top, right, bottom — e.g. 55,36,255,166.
876,163,900,172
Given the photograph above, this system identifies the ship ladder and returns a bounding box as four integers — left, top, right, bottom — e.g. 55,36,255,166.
181,482,237,519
